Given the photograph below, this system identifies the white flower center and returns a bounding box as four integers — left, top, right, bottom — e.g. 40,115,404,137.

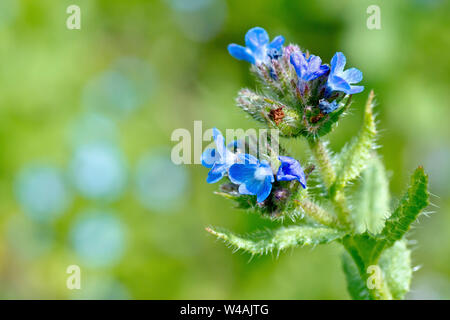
254,167,269,180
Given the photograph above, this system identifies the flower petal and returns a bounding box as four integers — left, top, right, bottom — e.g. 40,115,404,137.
267,35,284,52
238,183,253,195
341,67,363,84
327,75,351,93
278,155,296,166
308,55,322,73
227,140,239,151
245,27,269,52
212,127,226,159
201,148,217,168
236,153,258,165
256,178,273,202
330,52,346,74
291,52,329,81
206,163,227,184
259,161,275,183
310,64,330,80
277,156,306,188
228,163,257,184
348,85,364,94
290,52,308,79
227,44,255,64
319,64,330,73
243,175,265,195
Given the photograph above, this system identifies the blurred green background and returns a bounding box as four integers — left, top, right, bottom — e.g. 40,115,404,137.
0,0,449,299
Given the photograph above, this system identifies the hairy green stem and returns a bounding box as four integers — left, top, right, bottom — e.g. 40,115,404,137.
294,198,342,229
307,138,352,227
333,189,352,227
307,138,336,188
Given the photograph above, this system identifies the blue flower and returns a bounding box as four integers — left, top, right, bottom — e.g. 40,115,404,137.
201,128,237,184
228,27,285,65
277,156,307,189
290,52,329,81
318,99,339,114
327,52,364,95
229,154,274,203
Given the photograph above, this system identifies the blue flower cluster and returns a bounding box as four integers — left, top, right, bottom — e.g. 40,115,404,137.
202,27,366,203
228,27,364,114
201,129,306,203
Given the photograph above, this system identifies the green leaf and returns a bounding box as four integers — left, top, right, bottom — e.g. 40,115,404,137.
342,234,384,268
381,166,429,248
378,239,412,300
342,251,371,300
345,166,429,267
206,225,346,255
353,155,390,234
342,165,428,300
332,90,377,192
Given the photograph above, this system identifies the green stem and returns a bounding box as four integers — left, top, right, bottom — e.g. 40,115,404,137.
293,197,342,229
333,189,352,227
307,138,336,189
307,138,352,227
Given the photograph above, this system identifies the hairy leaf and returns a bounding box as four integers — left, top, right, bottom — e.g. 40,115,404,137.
345,166,429,267
381,166,429,248
342,251,371,300
342,234,384,268
332,90,377,192
342,165,428,300
379,239,412,300
206,225,345,255
353,155,390,234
